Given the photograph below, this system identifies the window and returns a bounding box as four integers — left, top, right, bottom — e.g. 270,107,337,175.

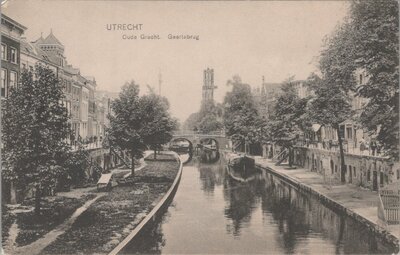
339,125,345,139
10,47,17,63
1,69,7,97
354,168,356,177
22,63,26,70
1,44,6,60
346,127,353,139
9,71,17,90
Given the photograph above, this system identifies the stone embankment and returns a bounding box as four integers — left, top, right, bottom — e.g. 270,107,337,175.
253,156,399,252
109,151,183,255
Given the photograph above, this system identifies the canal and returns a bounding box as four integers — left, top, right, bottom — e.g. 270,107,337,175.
121,156,398,254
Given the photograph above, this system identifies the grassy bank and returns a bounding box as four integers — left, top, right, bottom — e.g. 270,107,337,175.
2,205,16,244
144,152,178,161
14,194,96,247
42,155,180,254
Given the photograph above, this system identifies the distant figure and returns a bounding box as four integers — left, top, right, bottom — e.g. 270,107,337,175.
371,141,377,156
188,142,193,155
359,138,366,154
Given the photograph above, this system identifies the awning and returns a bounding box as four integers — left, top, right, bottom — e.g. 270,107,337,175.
312,124,322,132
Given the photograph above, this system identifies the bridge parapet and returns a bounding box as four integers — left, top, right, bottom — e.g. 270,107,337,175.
173,130,226,137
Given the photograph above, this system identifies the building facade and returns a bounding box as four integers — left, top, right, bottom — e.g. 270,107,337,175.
1,14,26,99
19,27,110,144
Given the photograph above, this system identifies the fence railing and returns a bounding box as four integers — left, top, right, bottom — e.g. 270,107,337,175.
173,130,226,137
379,189,400,225
71,141,103,152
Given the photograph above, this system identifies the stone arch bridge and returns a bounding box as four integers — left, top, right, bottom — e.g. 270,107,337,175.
171,131,230,151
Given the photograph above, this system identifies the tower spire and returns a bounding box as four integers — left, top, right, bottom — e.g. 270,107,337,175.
158,69,162,96
261,75,266,95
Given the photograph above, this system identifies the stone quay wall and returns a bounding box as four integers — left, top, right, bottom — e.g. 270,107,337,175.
255,163,399,252
292,146,399,191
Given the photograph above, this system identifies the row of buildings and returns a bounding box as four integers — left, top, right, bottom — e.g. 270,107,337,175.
1,14,116,144
252,72,399,191
252,71,371,156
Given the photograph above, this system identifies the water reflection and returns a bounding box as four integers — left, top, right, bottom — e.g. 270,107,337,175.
121,157,398,254
223,175,260,237
198,159,224,195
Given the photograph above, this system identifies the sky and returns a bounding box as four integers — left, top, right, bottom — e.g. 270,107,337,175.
2,0,349,122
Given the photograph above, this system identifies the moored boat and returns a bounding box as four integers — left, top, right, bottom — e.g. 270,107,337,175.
228,154,255,170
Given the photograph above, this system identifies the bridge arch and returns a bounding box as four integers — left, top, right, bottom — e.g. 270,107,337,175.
199,137,219,150
169,137,194,164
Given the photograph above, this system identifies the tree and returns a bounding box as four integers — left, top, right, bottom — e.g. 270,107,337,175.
107,81,146,176
182,112,201,131
223,76,260,153
140,91,178,159
197,102,223,133
198,114,223,133
267,78,309,166
306,17,358,183
182,100,223,133
269,79,309,143
61,145,90,188
305,0,399,182
307,73,353,183
349,0,399,160
2,64,71,215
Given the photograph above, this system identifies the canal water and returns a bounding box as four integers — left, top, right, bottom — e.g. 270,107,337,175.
121,156,398,254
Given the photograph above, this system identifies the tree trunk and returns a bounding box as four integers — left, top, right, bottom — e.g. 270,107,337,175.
154,148,157,159
288,146,294,168
35,186,41,217
10,181,17,204
131,152,135,177
336,126,346,183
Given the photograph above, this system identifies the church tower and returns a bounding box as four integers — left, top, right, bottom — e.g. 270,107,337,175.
202,68,217,103
34,30,66,67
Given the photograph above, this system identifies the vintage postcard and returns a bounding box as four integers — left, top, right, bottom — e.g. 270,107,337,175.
1,0,399,254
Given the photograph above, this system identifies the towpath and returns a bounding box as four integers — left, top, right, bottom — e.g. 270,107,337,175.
254,156,400,241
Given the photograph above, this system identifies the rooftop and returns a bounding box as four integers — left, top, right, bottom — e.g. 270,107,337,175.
21,39,54,64
1,13,27,31
42,30,64,47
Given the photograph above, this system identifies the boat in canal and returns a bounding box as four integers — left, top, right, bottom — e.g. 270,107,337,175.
227,153,255,170
226,165,257,182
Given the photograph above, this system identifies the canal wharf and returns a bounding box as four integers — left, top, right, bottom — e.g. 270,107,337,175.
253,157,400,250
